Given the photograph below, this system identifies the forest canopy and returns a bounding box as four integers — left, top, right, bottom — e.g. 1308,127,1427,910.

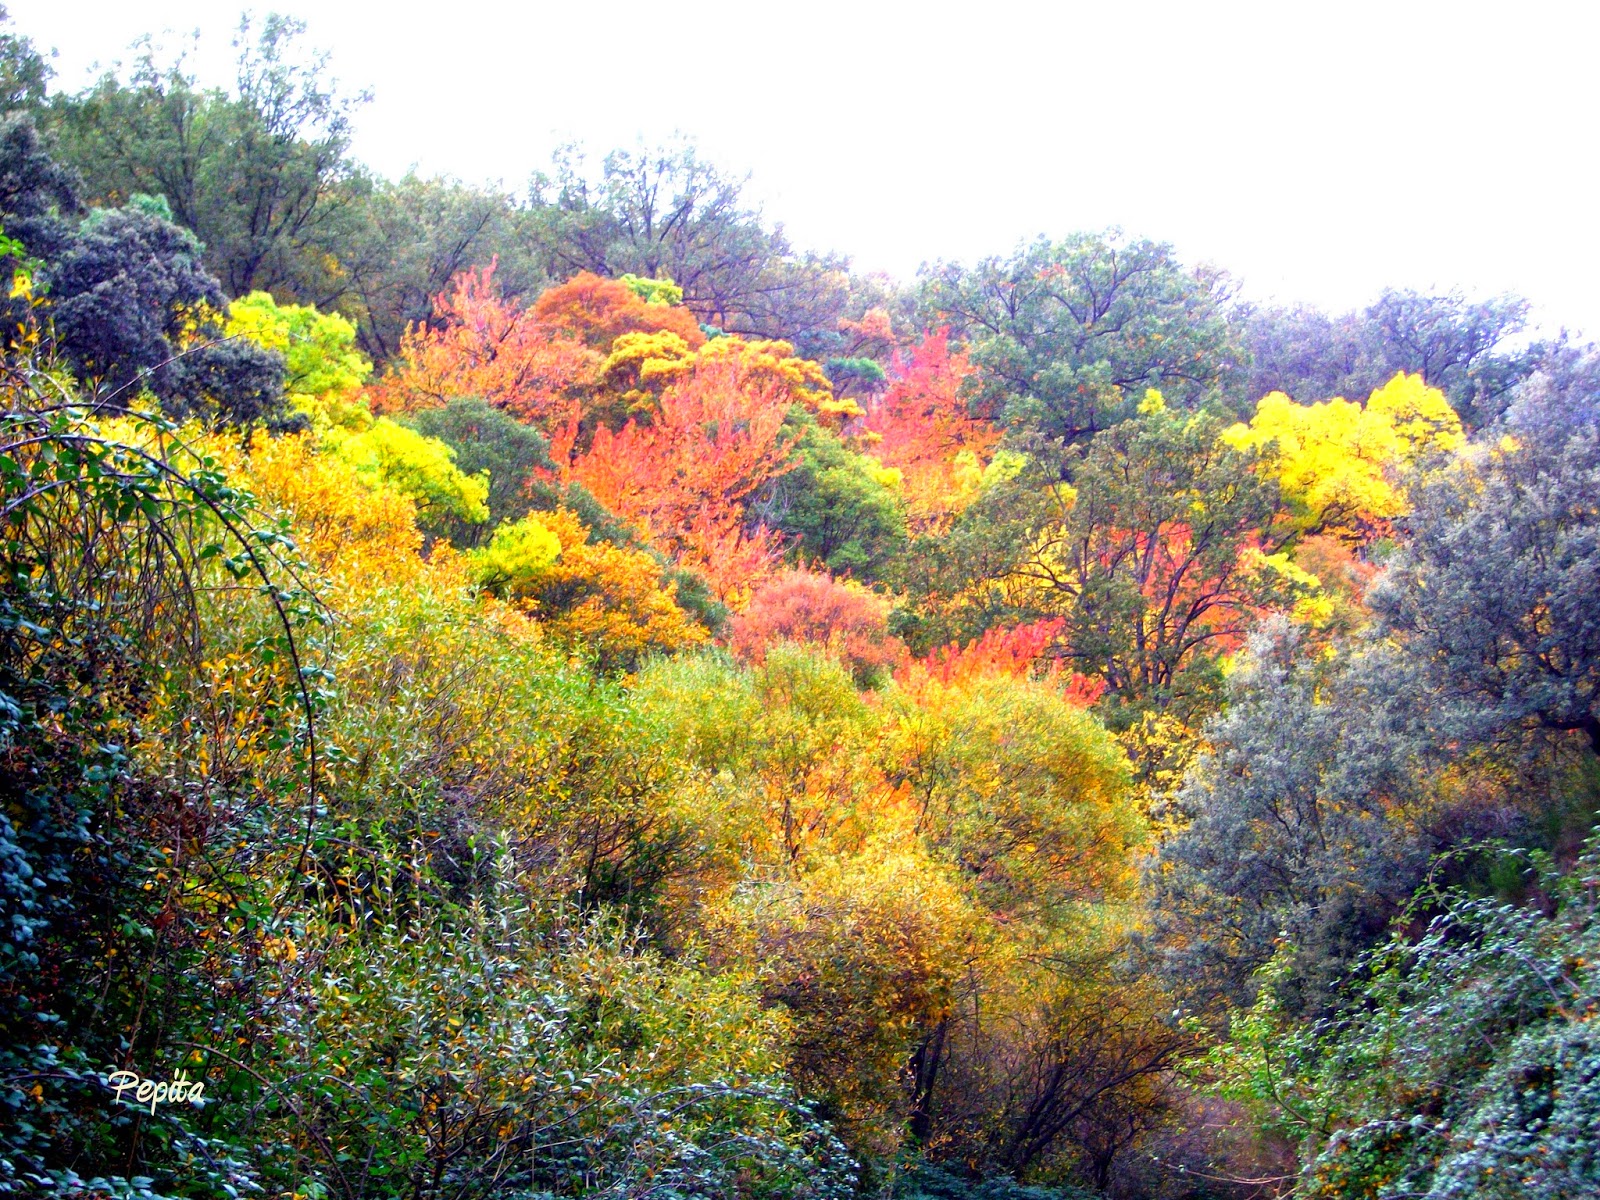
1,10,1597,1200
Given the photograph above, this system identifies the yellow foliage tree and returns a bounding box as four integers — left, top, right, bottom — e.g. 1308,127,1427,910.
881,671,1142,933
703,834,980,1159
1222,371,1463,540
226,290,373,428
695,335,849,420
589,329,853,433
325,418,490,527
231,431,426,579
596,329,698,422
229,294,489,530
470,510,707,670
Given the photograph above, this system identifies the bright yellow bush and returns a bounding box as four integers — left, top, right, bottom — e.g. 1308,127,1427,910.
1222,371,1463,537
469,510,707,670
472,514,563,587
1365,369,1465,455
326,418,490,526
228,429,426,582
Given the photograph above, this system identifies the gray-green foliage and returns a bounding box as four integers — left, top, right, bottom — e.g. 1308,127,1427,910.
0,5,49,113
1151,621,1493,1016
1161,371,1600,1020
1371,382,1600,758
528,140,850,353
49,14,365,301
0,113,77,262
920,232,1241,445
894,1163,1098,1200
1294,851,1600,1199
403,396,555,544
0,115,287,422
340,174,545,362
1237,289,1537,428
50,200,285,420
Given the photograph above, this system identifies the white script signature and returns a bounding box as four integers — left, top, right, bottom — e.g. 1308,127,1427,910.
107,1068,206,1114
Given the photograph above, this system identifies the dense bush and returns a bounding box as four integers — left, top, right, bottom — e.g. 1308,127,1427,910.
3,19,1598,1193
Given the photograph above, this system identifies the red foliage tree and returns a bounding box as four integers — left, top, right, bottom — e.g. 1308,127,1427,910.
899,618,1105,706
728,570,908,684
564,358,795,604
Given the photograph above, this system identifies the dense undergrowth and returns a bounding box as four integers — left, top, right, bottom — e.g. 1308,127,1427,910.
3,11,1600,1199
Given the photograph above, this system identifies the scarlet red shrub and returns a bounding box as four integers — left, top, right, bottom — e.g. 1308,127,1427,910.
727,570,907,685
898,618,1105,705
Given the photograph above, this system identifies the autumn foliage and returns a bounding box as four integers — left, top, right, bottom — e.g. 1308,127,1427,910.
471,509,707,669
899,617,1106,704
231,427,426,581
563,358,796,604
728,569,908,684
54,246,1507,1200
532,270,707,351
15,65,1580,1200
1222,370,1465,541
365,262,599,427
860,329,998,529
363,267,874,604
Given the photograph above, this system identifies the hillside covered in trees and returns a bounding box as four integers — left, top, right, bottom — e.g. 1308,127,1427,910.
2,11,1598,1200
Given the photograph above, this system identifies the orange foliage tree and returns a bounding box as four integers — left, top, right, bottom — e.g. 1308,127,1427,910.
370,265,843,439
562,359,797,605
471,509,707,670
860,330,998,530
367,266,870,606
836,307,899,360
532,271,707,351
898,618,1105,704
366,263,598,428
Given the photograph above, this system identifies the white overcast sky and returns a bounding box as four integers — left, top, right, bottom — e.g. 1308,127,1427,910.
13,0,1600,336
